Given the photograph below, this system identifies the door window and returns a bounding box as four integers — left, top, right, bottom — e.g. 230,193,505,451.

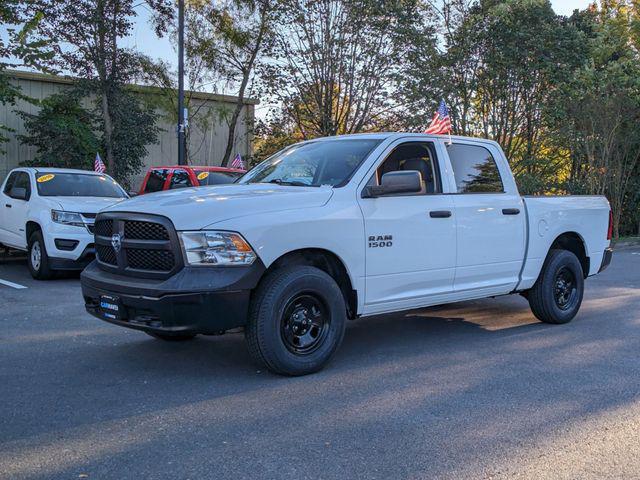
2,172,19,195
6,172,31,200
447,144,504,193
169,169,192,189
144,169,169,193
371,142,440,194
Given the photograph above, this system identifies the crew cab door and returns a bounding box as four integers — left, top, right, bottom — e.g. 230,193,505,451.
442,140,526,294
0,171,32,249
357,140,456,314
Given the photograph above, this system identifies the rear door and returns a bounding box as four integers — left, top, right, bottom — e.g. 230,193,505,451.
442,140,526,294
168,169,193,190
358,139,457,313
142,169,170,194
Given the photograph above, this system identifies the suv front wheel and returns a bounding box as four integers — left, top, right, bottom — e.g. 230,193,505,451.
245,265,347,376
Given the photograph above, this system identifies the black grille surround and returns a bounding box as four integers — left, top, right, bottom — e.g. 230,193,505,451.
93,212,184,279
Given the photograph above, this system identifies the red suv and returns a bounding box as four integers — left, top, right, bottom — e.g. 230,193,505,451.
138,165,246,195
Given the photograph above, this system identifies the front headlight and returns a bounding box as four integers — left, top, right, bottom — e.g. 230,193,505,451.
179,231,257,266
51,210,85,227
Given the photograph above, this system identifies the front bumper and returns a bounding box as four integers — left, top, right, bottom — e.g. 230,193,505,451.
81,260,265,335
50,245,95,270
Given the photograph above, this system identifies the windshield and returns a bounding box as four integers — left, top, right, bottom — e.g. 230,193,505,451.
35,173,127,198
238,138,382,187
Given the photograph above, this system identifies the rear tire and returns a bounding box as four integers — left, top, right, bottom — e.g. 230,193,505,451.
245,265,347,376
27,231,54,280
146,332,197,341
528,249,584,324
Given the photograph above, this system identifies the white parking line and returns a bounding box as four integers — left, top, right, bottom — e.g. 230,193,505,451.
0,278,27,289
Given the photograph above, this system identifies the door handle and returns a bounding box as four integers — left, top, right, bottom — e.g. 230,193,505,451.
5,204,11,208
430,210,452,218
502,208,520,215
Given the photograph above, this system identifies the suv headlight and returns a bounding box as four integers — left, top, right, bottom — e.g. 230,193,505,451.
179,231,257,266
51,210,85,227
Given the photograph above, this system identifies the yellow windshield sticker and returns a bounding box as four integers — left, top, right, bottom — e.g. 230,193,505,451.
37,174,55,183
197,171,209,180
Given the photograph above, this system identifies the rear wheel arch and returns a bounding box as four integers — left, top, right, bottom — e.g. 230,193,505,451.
260,248,358,319
547,232,589,278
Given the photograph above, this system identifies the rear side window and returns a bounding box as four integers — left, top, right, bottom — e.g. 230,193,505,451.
169,169,192,189
195,170,241,186
144,169,169,193
447,144,504,193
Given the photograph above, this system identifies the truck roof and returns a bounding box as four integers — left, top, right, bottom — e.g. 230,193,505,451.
304,132,502,147
15,167,106,176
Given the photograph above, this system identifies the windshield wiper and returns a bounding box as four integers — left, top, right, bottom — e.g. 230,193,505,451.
265,179,312,187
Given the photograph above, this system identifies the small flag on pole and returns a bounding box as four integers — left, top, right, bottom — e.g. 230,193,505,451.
231,153,245,170
94,153,106,173
425,100,452,136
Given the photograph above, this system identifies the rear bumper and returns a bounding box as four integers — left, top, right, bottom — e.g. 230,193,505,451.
598,247,613,273
80,260,265,335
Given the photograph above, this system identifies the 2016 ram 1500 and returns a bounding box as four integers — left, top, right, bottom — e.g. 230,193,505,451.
81,133,613,376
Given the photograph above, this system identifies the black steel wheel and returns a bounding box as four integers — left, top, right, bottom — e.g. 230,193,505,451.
245,265,347,376
528,249,584,324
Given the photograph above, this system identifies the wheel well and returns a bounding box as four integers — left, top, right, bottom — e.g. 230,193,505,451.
25,221,41,244
265,249,358,319
550,232,589,277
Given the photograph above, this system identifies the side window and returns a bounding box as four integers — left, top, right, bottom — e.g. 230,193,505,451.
447,144,504,193
372,142,440,194
2,172,19,195
169,169,192,189
144,169,169,193
6,172,31,200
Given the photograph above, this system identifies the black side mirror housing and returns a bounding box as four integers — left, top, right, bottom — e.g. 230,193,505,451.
9,186,28,201
362,171,423,198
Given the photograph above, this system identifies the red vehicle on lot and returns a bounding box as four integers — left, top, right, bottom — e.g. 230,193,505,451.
138,165,246,195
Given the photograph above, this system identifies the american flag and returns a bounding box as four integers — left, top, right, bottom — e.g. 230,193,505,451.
231,153,245,170
94,153,106,173
425,100,452,135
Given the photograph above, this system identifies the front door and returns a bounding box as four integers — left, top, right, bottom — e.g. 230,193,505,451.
1,171,32,249
358,141,457,314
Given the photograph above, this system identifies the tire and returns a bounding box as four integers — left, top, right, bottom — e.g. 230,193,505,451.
528,249,584,324
245,265,347,376
27,231,54,280
146,332,197,341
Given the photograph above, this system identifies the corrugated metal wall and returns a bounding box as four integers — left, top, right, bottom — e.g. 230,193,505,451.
0,71,256,189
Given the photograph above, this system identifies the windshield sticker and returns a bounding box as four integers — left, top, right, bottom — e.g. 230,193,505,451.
197,171,209,180
37,174,55,183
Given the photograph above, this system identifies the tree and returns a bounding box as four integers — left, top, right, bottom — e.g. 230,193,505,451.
261,0,437,139
0,1,52,148
17,92,100,170
28,0,170,179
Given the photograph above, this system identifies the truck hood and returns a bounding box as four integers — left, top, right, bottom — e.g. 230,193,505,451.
47,196,127,213
104,184,334,230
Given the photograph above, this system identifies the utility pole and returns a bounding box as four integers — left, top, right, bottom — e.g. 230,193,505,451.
177,0,186,165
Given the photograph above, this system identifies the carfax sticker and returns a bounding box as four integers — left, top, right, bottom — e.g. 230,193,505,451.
37,174,55,183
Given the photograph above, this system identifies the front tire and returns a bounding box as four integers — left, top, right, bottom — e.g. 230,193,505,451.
245,265,347,376
27,231,54,280
528,249,584,324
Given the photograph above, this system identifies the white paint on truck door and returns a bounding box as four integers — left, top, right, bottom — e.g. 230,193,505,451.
443,141,526,294
358,140,457,313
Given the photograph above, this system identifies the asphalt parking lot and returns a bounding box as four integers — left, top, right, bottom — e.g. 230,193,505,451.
1,248,639,480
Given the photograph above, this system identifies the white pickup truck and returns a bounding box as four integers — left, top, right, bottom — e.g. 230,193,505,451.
0,168,127,279
81,134,613,375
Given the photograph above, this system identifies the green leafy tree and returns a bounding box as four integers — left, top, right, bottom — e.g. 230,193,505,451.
17,92,100,169
28,0,170,181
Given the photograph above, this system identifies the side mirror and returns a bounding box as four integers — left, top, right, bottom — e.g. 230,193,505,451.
9,186,28,201
362,171,423,198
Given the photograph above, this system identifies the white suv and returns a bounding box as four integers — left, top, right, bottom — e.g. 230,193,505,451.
0,168,127,279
